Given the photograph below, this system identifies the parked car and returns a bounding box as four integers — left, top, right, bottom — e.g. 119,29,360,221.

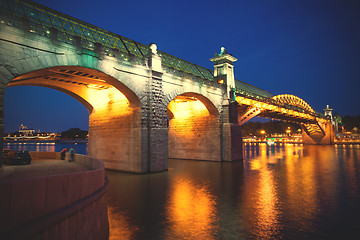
2,149,31,165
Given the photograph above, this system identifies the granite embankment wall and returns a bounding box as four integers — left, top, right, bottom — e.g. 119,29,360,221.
0,152,109,240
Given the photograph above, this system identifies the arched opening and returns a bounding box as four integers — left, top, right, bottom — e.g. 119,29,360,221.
167,93,220,161
4,86,89,153
4,66,142,172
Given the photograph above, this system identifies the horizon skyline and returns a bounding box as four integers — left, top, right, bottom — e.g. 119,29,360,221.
3,0,360,133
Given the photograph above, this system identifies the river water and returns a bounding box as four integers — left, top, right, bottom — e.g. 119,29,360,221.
106,143,360,240
4,142,360,239
3,141,88,155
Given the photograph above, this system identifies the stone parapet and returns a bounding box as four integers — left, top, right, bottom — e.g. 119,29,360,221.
0,153,109,240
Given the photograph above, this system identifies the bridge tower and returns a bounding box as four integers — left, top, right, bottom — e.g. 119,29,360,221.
210,48,243,161
210,47,238,100
324,105,333,121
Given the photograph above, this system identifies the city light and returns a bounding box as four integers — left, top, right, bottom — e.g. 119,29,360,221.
286,127,291,136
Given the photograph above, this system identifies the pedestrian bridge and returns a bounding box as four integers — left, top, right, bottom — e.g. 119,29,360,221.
0,0,335,173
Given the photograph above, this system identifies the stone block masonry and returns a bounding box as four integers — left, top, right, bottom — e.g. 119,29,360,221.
0,16,244,173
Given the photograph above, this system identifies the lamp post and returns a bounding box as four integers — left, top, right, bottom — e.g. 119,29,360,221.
286,127,291,137
260,130,266,140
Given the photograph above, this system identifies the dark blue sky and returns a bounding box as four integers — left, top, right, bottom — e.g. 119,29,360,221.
4,0,360,133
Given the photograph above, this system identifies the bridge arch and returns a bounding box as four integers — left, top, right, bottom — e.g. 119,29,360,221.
4,64,144,172
166,92,221,161
1,51,143,107
238,93,317,125
8,82,94,114
163,88,223,115
271,94,315,113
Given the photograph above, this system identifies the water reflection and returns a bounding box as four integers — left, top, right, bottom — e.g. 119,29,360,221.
105,144,360,239
165,175,217,239
4,142,56,152
3,142,88,155
243,144,281,239
108,206,139,240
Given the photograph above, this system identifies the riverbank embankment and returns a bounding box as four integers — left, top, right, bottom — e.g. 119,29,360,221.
0,152,109,240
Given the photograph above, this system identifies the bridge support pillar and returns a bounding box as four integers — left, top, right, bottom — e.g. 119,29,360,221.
140,43,168,173
221,101,243,161
140,71,168,173
302,121,335,145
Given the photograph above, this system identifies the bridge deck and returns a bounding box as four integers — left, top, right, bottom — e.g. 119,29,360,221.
0,0,273,99
0,159,92,182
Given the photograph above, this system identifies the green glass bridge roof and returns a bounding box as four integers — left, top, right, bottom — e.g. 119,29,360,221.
0,0,147,56
0,0,273,99
235,80,273,99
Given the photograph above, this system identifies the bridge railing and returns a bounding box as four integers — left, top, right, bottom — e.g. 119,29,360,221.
0,0,149,64
0,0,217,83
159,50,214,81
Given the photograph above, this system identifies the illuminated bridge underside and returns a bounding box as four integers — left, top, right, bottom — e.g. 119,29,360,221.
237,94,321,123
8,66,144,172
237,94,330,143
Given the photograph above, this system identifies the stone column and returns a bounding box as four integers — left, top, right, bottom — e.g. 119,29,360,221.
221,100,243,161
140,43,168,173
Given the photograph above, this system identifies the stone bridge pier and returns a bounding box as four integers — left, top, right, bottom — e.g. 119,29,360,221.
302,121,335,145
0,19,243,172
301,105,336,145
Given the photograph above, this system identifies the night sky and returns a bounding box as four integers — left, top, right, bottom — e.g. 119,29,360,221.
4,0,360,133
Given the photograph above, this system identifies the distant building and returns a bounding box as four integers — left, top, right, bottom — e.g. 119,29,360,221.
19,123,35,135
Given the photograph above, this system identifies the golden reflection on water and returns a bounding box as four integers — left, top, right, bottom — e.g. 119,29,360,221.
165,176,217,239
104,144,360,239
245,144,280,239
256,170,279,237
108,206,139,240
4,142,56,152
243,144,360,238
335,145,359,199
285,145,319,227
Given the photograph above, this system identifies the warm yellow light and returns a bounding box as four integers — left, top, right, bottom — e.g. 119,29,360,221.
108,206,138,240
86,87,131,116
167,95,219,159
166,177,216,239
168,97,209,120
235,95,317,122
218,79,224,84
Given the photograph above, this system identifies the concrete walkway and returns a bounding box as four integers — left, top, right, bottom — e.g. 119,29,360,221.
0,159,92,182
